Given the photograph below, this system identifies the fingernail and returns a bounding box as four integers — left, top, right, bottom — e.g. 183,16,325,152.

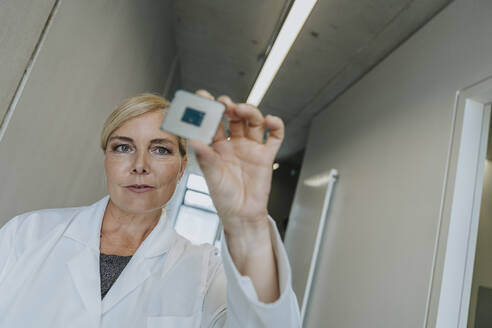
218,95,232,103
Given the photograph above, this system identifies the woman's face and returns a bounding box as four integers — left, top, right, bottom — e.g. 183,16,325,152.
104,110,187,214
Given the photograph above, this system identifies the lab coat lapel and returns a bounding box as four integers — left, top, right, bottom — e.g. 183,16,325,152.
101,209,176,314
67,248,101,318
64,195,109,318
100,253,154,314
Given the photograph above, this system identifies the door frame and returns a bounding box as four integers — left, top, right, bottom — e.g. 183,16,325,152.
426,75,492,327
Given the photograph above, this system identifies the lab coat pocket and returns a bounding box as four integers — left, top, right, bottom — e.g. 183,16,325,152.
147,313,200,328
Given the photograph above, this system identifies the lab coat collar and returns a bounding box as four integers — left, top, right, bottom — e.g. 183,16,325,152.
63,194,175,258
63,195,177,316
64,194,109,253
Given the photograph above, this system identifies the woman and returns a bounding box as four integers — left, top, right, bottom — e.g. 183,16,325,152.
0,90,301,327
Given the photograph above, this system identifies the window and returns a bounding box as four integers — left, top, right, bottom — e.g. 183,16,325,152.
174,173,221,248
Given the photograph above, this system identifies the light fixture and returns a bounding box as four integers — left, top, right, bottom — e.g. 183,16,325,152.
304,171,332,187
273,163,280,170
246,0,319,106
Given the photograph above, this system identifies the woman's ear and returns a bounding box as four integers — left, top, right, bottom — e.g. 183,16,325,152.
177,156,188,182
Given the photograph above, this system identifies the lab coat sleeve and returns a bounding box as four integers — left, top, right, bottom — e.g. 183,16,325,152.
202,216,301,328
0,217,19,284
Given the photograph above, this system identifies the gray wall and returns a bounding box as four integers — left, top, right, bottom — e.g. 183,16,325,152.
0,0,56,123
284,0,492,327
0,0,179,223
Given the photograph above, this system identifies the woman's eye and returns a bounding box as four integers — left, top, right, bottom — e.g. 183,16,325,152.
153,146,171,155
113,144,132,152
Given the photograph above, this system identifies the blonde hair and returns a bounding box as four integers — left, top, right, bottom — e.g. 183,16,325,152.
100,93,187,157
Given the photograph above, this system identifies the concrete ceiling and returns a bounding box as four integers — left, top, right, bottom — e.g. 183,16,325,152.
173,0,453,161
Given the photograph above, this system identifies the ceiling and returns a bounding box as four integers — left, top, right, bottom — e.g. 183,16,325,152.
173,0,453,161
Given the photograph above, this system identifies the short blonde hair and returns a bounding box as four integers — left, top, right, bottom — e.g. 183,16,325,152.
100,93,187,157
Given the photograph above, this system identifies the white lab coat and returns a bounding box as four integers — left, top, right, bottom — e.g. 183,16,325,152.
0,195,300,327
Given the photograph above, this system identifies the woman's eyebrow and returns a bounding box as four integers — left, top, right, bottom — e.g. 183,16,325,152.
109,136,133,143
108,136,175,145
149,138,175,145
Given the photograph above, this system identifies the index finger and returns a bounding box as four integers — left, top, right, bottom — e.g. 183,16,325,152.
265,115,284,156
234,104,265,143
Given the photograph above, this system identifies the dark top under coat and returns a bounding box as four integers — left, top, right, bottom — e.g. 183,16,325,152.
100,253,132,299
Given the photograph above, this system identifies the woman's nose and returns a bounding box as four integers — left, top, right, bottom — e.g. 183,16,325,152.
132,151,150,174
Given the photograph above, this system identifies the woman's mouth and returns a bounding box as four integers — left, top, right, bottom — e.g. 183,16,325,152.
125,184,155,193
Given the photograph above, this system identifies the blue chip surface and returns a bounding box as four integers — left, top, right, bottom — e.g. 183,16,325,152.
181,107,205,127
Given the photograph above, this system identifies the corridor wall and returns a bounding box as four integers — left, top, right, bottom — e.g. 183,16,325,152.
0,0,179,224
0,0,56,123
285,0,492,327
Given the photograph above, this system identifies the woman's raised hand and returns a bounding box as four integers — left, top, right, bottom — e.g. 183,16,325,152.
189,90,284,235
190,90,283,302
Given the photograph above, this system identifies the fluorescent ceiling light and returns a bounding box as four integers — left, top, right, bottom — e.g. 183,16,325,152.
247,0,318,106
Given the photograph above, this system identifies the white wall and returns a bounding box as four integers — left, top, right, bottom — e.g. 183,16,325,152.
0,0,179,224
284,0,492,327
468,160,492,327
0,0,56,122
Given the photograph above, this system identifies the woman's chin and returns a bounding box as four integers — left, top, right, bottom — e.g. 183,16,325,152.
111,196,161,214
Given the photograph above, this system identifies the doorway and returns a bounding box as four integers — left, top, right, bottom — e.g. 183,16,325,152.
467,129,492,326
430,75,492,328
